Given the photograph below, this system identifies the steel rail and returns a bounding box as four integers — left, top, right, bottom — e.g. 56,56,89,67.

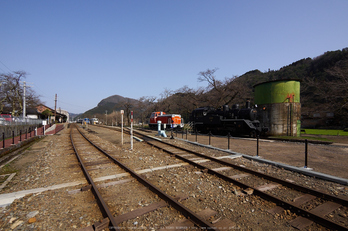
131,131,348,231
76,126,216,230
99,126,348,204
137,132,348,206
70,125,120,230
91,126,348,230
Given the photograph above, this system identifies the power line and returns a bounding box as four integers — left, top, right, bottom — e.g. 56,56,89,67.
32,87,89,111
58,100,91,109
0,60,13,73
32,84,91,112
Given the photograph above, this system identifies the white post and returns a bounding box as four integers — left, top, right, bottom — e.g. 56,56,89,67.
22,81,26,119
105,110,108,125
121,110,124,145
157,120,161,132
130,111,133,150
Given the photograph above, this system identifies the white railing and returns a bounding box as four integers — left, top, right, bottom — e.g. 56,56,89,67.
0,117,45,126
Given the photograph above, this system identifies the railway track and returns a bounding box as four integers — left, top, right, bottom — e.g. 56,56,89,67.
70,124,232,230
94,125,348,230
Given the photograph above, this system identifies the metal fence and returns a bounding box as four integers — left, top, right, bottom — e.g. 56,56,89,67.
0,123,66,149
0,117,45,126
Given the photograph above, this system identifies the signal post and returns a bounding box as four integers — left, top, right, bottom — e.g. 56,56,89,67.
121,110,124,145
130,111,133,150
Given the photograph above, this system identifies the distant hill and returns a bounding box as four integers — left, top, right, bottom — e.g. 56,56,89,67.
230,48,348,126
155,48,348,127
81,95,139,118
69,113,81,121
78,48,348,127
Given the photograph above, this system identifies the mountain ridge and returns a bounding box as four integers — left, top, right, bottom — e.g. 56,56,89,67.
81,95,139,117
78,47,348,127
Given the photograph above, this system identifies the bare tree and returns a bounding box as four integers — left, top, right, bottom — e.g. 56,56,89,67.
169,86,201,121
103,110,120,126
198,68,241,108
156,88,173,113
123,100,133,126
302,59,348,124
112,111,120,126
0,71,40,115
324,60,348,120
137,96,156,127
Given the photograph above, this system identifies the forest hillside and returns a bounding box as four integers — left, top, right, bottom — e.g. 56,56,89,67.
80,48,348,128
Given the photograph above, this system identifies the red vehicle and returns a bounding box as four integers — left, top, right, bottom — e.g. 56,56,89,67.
149,112,183,129
0,114,12,121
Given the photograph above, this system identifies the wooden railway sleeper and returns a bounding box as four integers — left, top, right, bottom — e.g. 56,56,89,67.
131,130,348,230
70,125,121,231
87,126,348,230
74,125,219,230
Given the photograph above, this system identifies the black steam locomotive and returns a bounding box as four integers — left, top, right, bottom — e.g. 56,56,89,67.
190,101,268,137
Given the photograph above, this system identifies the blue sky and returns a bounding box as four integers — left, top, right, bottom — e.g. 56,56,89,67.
1,0,347,114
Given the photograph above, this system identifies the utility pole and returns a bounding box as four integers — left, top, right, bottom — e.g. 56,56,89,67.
54,94,57,123
130,111,133,150
121,110,124,145
105,110,108,125
22,81,26,119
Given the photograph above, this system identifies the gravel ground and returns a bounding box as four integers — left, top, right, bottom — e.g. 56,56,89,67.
0,125,347,230
170,132,348,179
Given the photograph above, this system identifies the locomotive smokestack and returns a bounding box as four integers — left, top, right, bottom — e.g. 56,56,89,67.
246,100,251,108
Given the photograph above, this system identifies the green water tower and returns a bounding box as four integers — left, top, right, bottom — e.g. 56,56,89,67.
254,79,301,136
